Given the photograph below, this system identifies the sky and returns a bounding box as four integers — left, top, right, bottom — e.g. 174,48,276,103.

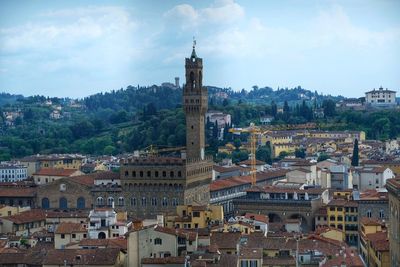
0,0,399,98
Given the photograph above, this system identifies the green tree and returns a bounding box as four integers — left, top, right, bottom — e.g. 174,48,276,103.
317,153,330,162
104,145,116,155
233,138,241,150
295,148,306,159
322,99,336,117
256,146,272,164
232,150,248,163
351,139,359,166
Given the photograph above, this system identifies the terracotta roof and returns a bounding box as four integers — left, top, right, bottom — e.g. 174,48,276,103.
2,209,45,224
69,174,96,186
263,256,296,265
210,169,288,191
77,238,127,250
33,168,77,177
44,210,89,218
213,165,241,173
0,187,36,197
244,213,268,224
210,232,240,249
368,233,389,251
55,222,86,234
208,253,238,267
154,226,197,241
327,199,358,207
238,159,266,166
42,248,120,265
355,166,388,173
142,257,185,264
320,248,364,267
359,189,388,200
386,177,400,190
360,217,384,226
238,247,262,259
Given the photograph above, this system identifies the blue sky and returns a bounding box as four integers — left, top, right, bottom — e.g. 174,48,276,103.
0,0,399,98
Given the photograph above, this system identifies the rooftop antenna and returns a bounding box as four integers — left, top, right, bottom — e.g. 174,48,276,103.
193,36,196,49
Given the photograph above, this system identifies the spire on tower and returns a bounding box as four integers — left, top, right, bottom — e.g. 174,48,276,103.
191,37,197,59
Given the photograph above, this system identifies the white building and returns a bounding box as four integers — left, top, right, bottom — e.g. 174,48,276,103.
88,207,130,239
352,166,395,191
365,87,396,107
206,110,231,127
0,164,28,182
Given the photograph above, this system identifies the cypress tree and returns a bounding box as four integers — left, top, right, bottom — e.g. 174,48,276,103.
351,139,359,166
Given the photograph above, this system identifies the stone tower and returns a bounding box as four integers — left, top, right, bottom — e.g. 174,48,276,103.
183,42,208,160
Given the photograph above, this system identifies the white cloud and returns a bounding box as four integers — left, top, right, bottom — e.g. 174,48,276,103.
0,6,137,53
163,0,244,30
311,5,400,48
183,4,400,62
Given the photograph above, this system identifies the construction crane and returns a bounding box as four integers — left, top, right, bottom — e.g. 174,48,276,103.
229,123,261,186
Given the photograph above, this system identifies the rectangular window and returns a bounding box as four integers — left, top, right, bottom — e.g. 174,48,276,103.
193,211,200,217
72,234,76,238
61,234,65,239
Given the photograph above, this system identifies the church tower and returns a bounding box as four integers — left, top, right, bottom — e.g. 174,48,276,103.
183,41,208,160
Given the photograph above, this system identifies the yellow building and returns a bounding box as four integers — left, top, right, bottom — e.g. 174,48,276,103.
272,143,299,158
327,199,359,246
39,155,84,170
165,205,223,229
54,222,87,249
309,130,365,141
211,221,255,235
0,205,30,217
315,226,345,242
359,217,389,267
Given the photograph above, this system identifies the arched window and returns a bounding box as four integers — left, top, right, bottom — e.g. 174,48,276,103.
97,197,104,206
170,171,174,177
130,197,136,206
151,197,157,206
42,198,50,209
147,171,151,177
59,197,68,209
190,71,195,89
379,209,384,218
77,197,85,209
366,210,372,218
107,197,114,207
141,197,147,207
162,197,168,207
118,197,125,206
162,171,166,177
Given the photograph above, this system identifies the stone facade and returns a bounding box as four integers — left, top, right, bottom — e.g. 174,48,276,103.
36,178,93,210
